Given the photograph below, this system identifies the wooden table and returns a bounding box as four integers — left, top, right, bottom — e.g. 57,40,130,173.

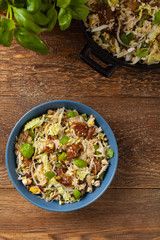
0,22,160,240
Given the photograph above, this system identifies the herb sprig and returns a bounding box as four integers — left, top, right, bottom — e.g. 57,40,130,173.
0,0,89,53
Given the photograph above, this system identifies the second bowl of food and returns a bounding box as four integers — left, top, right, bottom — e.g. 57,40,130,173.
6,100,118,212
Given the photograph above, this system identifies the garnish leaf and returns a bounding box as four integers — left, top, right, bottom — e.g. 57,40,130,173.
121,32,134,46
152,11,160,25
57,0,71,8
136,48,149,57
14,27,49,54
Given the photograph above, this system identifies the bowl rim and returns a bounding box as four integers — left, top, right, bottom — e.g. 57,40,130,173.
5,100,118,212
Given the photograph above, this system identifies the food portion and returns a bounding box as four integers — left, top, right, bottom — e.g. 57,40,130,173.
15,108,114,205
85,0,160,65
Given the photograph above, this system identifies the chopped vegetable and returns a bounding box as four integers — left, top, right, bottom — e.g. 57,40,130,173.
57,186,65,195
58,152,67,161
152,11,160,25
94,144,99,151
81,113,88,121
63,192,70,201
47,123,61,136
99,172,105,181
60,136,69,145
24,117,44,132
77,167,89,180
106,148,114,158
147,53,160,63
74,159,87,168
109,0,119,6
56,163,61,167
121,33,134,46
21,143,34,159
138,14,148,27
45,171,55,179
40,153,51,172
67,110,77,118
29,131,35,138
136,48,149,58
95,151,101,155
98,157,103,162
29,186,41,194
73,189,81,199
48,177,58,188
46,190,51,197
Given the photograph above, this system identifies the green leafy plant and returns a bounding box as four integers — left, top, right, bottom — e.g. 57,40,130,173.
0,0,89,53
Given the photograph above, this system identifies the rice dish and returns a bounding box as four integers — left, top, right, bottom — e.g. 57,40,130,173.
85,0,160,65
15,108,114,204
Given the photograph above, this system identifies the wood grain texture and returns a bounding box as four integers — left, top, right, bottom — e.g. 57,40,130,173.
0,23,160,99
1,232,160,240
0,189,160,238
0,21,160,239
0,189,160,240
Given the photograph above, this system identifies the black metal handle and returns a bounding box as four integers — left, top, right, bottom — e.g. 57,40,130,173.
80,44,120,78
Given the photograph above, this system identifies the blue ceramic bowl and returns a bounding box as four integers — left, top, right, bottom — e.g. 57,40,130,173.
6,100,118,212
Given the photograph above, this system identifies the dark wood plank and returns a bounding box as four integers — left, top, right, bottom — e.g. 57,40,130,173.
0,23,159,99
1,97,160,188
0,189,160,239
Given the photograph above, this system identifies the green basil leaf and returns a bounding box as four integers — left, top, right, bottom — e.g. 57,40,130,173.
60,136,69,145
58,152,67,161
47,6,58,32
13,7,34,22
58,7,72,31
74,159,87,168
41,2,52,12
14,27,49,54
138,14,148,27
67,110,77,118
57,0,71,8
70,0,88,5
45,171,55,179
136,48,149,57
33,11,49,26
69,4,89,20
94,144,99,151
121,32,134,46
0,28,13,47
1,18,15,31
73,189,81,199
21,143,34,159
81,113,88,121
27,0,42,14
106,148,114,159
99,171,105,181
29,131,35,138
0,0,8,9
152,11,160,25
141,42,150,48
13,7,42,35
13,0,26,8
